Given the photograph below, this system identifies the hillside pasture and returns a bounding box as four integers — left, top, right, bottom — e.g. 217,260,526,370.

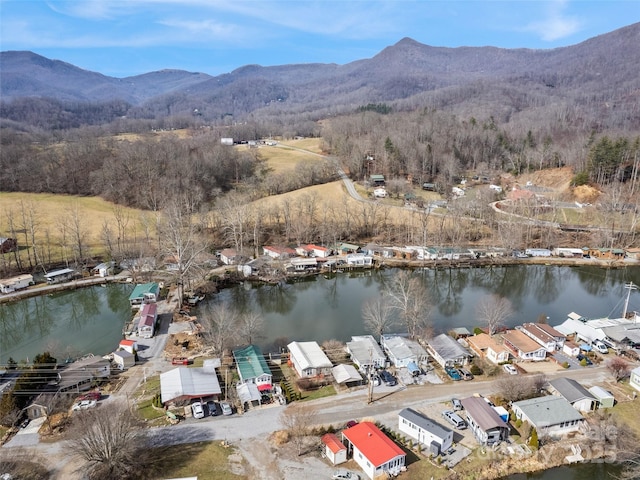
253,141,325,175
0,192,154,267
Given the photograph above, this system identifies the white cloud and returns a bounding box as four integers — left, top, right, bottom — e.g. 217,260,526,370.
523,0,582,41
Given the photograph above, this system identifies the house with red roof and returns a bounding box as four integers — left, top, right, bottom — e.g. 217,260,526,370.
321,433,347,465
119,339,138,354
341,422,405,479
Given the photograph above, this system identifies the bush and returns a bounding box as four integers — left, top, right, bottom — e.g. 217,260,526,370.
473,327,484,335
515,419,522,428
529,428,539,448
580,358,588,367
571,171,590,187
470,364,483,376
562,361,570,369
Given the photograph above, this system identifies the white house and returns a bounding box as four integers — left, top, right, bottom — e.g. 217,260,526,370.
518,323,565,353
287,341,333,378
262,245,296,259
426,333,473,368
562,340,581,357
138,302,157,338
342,422,405,480
346,335,387,373
345,253,373,266
398,408,453,456
548,377,598,412
630,366,640,393
525,248,552,257
467,333,510,364
373,187,387,198
381,335,429,368
552,247,584,258
512,396,585,437
332,364,363,386
160,366,222,405
502,330,547,361
460,397,510,446
219,248,240,265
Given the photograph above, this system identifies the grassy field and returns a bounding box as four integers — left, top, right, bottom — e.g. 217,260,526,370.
149,441,247,480
0,192,155,266
251,140,325,175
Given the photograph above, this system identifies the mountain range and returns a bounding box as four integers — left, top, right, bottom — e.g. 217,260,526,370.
1,22,639,128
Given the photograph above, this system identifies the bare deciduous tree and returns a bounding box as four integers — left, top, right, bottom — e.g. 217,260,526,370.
68,402,147,480
238,311,264,345
606,356,631,382
476,294,513,336
495,374,542,402
386,270,432,339
362,295,395,340
279,403,318,456
202,303,238,355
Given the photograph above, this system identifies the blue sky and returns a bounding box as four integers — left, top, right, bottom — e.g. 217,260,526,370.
1,1,638,78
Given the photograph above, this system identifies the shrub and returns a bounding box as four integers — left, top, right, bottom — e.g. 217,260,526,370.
529,428,539,448
470,364,483,376
580,358,588,367
473,327,484,335
562,361,570,369
515,419,522,428
571,171,590,187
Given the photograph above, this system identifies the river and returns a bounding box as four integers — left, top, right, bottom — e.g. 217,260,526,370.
203,264,640,352
0,283,133,364
503,462,622,479
2,265,639,363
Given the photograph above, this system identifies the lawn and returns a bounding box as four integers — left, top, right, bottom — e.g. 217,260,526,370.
148,441,247,480
611,396,640,438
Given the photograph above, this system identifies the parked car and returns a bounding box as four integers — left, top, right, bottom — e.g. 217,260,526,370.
172,357,191,365
503,364,518,375
593,340,609,354
332,470,360,480
77,391,101,402
191,401,205,419
206,401,219,417
345,420,359,429
380,370,397,386
451,398,463,411
370,374,381,387
459,368,474,380
445,367,462,381
72,399,97,411
20,418,30,429
577,354,593,366
442,410,467,429
220,402,233,416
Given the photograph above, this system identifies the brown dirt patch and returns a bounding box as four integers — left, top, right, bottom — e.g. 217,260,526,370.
163,324,208,359
572,184,601,203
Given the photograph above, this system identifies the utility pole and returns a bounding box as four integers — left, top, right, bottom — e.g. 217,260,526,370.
622,282,637,321
367,348,374,404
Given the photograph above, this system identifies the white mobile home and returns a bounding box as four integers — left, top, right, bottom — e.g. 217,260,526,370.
0,274,34,294
398,408,453,456
45,268,76,284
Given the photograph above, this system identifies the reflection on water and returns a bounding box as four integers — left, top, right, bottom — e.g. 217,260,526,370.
503,462,622,479
204,265,640,353
0,284,133,364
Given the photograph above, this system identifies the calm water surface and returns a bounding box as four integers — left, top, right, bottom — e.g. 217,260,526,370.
0,283,133,364
3,265,639,363
504,462,622,479
204,265,640,352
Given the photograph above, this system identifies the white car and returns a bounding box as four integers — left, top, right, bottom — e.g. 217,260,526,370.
220,402,233,416
72,399,97,411
191,401,205,419
332,470,360,480
503,364,518,375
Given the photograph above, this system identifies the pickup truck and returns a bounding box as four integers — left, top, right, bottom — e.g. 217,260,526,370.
172,357,191,365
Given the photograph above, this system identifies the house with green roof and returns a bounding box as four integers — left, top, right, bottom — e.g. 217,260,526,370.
128,282,160,309
232,345,273,391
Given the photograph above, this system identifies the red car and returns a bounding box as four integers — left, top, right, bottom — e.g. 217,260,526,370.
78,391,101,402
171,357,190,365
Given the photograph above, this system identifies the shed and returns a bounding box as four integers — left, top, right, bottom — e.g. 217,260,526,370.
588,386,615,408
321,433,347,465
331,364,363,386
113,350,135,370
